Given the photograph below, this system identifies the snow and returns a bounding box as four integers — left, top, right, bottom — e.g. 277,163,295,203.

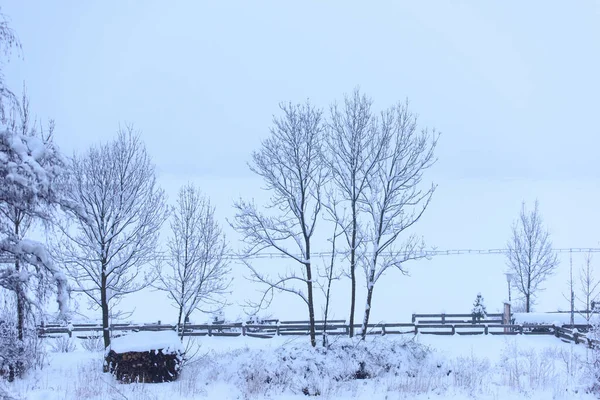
513,312,597,326
107,330,184,354
5,334,598,400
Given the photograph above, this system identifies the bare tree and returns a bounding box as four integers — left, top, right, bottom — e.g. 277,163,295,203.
0,8,21,122
506,200,558,313
56,126,168,348
232,101,326,347
577,252,599,323
318,194,345,347
563,251,576,326
359,101,438,339
326,89,387,337
154,183,231,339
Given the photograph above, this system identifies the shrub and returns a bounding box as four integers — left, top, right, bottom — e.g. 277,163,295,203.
80,335,104,352
48,336,76,353
0,315,44,381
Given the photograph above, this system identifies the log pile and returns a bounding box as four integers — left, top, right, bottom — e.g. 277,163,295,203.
105,348,182,383
103,330,184,383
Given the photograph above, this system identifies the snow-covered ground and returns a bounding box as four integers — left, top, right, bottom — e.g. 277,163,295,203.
513,312,598,326
3,332,598,400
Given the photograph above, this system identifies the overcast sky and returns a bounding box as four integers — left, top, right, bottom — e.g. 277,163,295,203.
2,1,599,321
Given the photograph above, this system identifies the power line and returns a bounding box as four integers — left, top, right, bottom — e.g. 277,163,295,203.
1,247,599,264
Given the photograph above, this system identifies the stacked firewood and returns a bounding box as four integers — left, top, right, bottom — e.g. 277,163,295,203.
105,348,182,383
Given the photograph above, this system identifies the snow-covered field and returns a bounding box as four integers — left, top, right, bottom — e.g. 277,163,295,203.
3,332,598,400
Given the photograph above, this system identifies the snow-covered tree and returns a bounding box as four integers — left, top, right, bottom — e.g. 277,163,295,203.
0,7,68,381
359,100,438,339
578,252,599,323
154,183,231,338
326,89,386,337
318,193,345,347
0,7,21,122
56,126,168,348
232,101,326,347
0,88,57,341
505,200,558,313
0,294,45,381
0,124,69,313
0,114,69,379
471,293,487,320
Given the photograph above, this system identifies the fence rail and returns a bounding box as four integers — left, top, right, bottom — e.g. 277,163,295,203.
411,313,504,325
37,320,598,346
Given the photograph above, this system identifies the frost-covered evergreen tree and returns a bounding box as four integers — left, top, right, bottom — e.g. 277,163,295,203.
1,88,57,341
471,293,487,320
0,108,69,379
0,6,68,381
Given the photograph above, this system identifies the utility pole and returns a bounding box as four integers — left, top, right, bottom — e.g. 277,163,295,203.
570,249,575,327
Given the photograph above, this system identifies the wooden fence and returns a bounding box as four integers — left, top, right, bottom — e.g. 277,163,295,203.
37,319,598,347
555,326,600,348
411,313,504,325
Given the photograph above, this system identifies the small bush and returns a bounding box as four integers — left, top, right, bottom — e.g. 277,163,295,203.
452,352,491,392
0,317,44,381
49,336,76,353
80,335,104,352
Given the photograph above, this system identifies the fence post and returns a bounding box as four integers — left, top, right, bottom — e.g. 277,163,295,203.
381,325,386,336
208,326,212,337
441,313,445,325
412,314,416,323
451,325,455,335
242,324,246,336
484,325,488,335
414,325,418,334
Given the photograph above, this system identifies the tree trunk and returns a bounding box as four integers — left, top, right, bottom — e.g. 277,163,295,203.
526,274,532,313
361,285,374,340
14,220,24,341
349,202,357,338
361,260,377,340
177,269,186,339
15,258,24,341
177,305,184,339
101,270,110,350
306,261,316,347
322,239,336,347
